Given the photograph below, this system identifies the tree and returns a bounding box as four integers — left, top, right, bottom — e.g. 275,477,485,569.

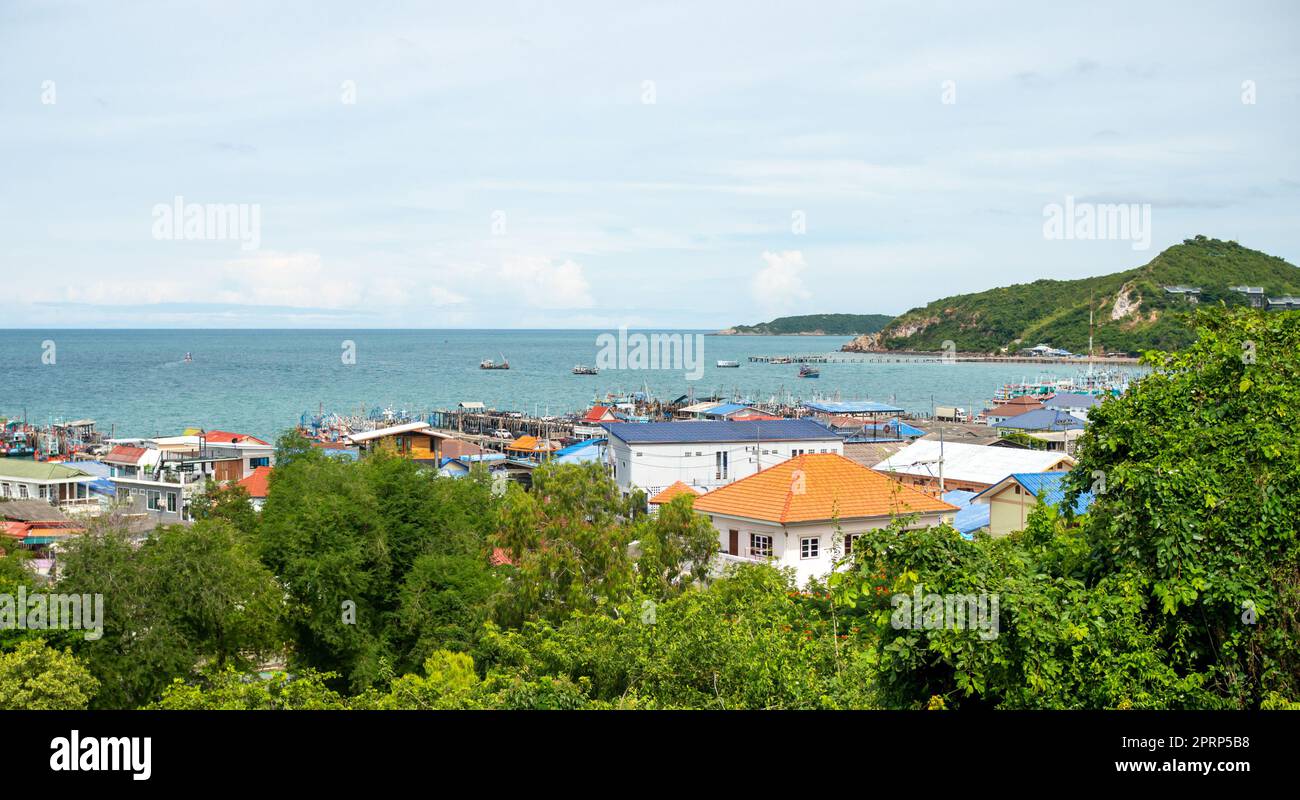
1068,306,1300,706
148,667,349,710
630,493,719,600
0,639,99,710
56,519,285,708
491,462,638,625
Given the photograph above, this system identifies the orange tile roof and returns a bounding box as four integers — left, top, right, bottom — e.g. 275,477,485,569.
237,466,272,498
692,453,958,524
648,481,701,505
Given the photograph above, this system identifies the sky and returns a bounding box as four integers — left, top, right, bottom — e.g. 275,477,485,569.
1,0,1297,329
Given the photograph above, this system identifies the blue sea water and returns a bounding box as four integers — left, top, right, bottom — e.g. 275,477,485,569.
0,330,1147,441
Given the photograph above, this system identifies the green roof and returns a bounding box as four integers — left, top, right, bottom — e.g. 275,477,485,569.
0,458,92,481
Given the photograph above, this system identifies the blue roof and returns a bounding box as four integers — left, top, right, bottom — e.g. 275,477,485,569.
1042,392,1100,410
703,403,749,416
942,489,988,539
553,438,606,464
975,472,1095,516
992,408,1086,431
803,400,904,414
602,419,836,444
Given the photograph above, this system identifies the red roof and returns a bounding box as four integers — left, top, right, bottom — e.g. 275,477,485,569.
204,430,270,446
104,444,149,465
582,405,616,422
490,547,515,566
236,466,272,498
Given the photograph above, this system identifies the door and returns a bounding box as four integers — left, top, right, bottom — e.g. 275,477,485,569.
728,529,738,555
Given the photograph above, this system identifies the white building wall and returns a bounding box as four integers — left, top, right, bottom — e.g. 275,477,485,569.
705,512,952,586
609,436,843,497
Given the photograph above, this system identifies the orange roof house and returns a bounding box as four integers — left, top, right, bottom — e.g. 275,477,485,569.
236,466,272,499
648,481,702,506
693,454,959,585
694,453,956,524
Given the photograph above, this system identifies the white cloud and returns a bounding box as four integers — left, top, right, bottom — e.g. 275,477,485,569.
752,250,811,312
498,256,595,309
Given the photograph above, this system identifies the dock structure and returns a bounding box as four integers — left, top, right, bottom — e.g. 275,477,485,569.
749,353,1139,366
427,408,575,448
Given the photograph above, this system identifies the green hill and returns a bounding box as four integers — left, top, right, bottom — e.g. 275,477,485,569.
720,313,894,336
848,236,1300,354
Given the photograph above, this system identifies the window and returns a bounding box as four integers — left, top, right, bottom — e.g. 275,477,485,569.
800,536,820,559
750,533,772,557
250,457,270,468
844,534,862,557
715,450,728,480
147,490,162,511
1,483,9,497
38,485,48,498
167,493,177,513
19,485,29,499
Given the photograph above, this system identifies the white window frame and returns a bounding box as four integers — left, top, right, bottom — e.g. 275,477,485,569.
749,533,772,558
800,536,820,560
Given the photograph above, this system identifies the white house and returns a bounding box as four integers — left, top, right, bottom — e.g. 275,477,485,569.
0,458,97,510
692,453,958,586
601,419,843,498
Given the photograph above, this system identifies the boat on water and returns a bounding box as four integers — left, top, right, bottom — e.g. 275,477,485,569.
798,365,820,378
572,365,598,375
183,352,193,363
716,360,740,368
480,356,510,370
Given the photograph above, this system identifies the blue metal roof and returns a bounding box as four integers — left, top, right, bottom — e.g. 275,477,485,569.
602,419,836,444
803,400,904,414
972,472,1095,516
703,403,749,416
992,408,1086,431
1042,392,1100,410
942,489,988,539
1009,472,1094,515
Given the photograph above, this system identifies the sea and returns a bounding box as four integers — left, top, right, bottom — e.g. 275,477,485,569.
0,330,1148,442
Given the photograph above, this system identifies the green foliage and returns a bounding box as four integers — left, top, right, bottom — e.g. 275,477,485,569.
148,667,349,710
1068,306,1300,705
0,639,99,710
256,444,499,691
491,461,638,625
189,480,259,535
879,237,1300,353
728,313,893,335
630,494,719,600
56,519,284,708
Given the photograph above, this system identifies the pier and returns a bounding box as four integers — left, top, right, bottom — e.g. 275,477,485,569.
748,353,1140,366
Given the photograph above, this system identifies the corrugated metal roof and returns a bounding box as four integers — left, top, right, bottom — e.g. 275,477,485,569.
971,472,1095,516
992,408,1086,431
1042,392,1100,410
703,403,749,416
941,489,988,537
874,440,1075,485
804,400,904,414
0,458,93,481
602,419,838,444
345,422,445,443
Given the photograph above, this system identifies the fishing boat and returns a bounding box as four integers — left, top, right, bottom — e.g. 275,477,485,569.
716,360,740,368
183,352,193,363
798,365,820,378
572,365,598,375
479,355,510,370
